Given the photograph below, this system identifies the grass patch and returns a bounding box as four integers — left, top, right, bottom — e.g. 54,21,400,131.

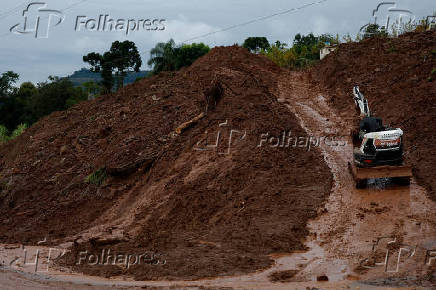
84,168,107,186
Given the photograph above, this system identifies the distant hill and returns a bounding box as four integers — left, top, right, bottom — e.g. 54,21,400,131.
66,68,150,87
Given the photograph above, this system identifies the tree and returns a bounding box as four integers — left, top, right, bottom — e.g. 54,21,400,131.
148,39,210,75
261,41,296,69
273,40,287,50
147,39,178,74
262,33,341,70
175,43,210,69
318,34,340,46
0,71,20,130
361,23,388,39
0,71,19,97
109,40,142,90
28,77,86,122
292,33,321,67
242,37,270,53
0,72,88,131
13,82,37,126
83,40,142,92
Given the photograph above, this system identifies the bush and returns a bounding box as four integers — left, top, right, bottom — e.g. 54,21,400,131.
261,33,339,69
10,123,27,139
148,40,210,75
0,123,27,143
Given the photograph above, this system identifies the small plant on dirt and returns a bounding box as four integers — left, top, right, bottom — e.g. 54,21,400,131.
84,168,107,186
428,68,436,82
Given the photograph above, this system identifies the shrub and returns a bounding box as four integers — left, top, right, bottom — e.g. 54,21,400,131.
0,123,27,143
10,123,27,139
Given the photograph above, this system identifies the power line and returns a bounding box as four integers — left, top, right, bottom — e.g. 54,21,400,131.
181,0,329,43
140,0,329,58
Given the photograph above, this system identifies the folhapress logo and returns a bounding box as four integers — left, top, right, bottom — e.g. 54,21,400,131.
10,2,64,38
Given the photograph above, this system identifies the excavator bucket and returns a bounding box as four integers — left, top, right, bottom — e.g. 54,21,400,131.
348,162,412,188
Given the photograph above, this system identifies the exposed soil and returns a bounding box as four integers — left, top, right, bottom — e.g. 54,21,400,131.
268,270,299,283
1,30,435,288
0,46,332,280
311,30,436,201
277,71,435,288
1,64,433,290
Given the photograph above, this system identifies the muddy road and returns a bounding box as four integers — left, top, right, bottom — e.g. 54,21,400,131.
1,71,435,289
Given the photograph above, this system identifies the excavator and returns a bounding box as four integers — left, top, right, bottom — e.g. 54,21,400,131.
348,87,412,188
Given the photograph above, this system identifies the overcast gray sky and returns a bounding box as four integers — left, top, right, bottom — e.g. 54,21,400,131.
0,0,434,84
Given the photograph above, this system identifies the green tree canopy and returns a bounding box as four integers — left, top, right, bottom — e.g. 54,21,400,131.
148,39,210,75
0,73,87,131
361,23,388,39
242,37,270,53
0,71,19,97
147,39,178,73
28,77,86,122
83,40,142,92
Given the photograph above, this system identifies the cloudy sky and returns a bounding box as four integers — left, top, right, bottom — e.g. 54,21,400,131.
0,0,434,84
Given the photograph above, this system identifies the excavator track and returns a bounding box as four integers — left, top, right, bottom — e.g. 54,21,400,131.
348,161,412,188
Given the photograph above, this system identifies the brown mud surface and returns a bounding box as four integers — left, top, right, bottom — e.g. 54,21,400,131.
0,46,332,280
1,68,434,289
311,30,436,201
276,71,435,288
0,31,435,288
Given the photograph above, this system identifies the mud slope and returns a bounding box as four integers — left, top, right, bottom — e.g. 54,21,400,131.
0,46,332,279
312,30,436,200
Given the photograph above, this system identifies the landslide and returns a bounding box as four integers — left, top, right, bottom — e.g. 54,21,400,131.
0,46,332,279
311,30,436,200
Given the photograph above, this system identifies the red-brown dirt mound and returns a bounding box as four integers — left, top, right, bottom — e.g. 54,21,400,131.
311,30,436,200
0,46,332,279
